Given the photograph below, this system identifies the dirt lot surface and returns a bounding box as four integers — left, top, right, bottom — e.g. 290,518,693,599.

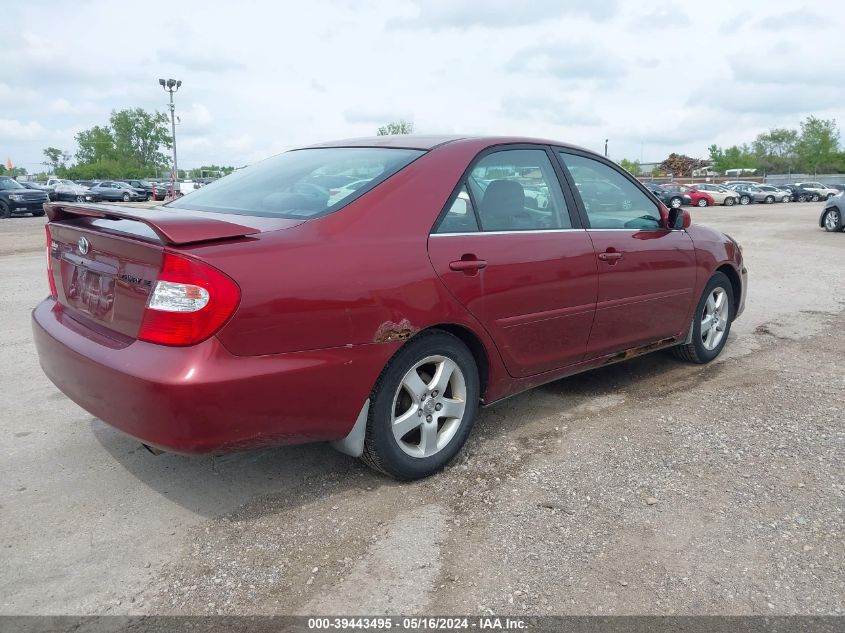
1,202,842,616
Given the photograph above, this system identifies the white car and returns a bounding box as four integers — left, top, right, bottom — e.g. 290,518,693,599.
50,179,93,202
795,182,839,200
328,179,370,204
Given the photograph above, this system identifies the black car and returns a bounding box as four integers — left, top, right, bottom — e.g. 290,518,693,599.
87,181,145,202
642,182,690,209
778,184,817,202
120,179,158,200
0,177,49,218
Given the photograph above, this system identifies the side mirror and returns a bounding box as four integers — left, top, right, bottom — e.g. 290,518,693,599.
667,207,691,230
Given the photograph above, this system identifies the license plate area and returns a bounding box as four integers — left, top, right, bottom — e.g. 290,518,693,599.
65,266,116,321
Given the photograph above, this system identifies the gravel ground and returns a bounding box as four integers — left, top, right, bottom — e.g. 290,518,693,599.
0,202,842,616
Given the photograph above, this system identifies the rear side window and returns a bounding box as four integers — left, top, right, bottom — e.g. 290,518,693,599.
435,185,479,233
169,147,424,219
467,149,571,231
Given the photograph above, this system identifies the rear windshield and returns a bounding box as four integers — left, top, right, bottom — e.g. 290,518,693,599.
168,147,424,218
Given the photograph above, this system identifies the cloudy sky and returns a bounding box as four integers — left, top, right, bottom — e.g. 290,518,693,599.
3,0,844,172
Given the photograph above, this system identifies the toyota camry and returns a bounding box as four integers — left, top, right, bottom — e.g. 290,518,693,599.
32,135,747,480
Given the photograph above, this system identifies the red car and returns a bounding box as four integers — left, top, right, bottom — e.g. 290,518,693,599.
33,136,747,480
662,183,716,207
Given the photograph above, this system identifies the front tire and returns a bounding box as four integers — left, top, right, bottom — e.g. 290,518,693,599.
671,272,734,364
697,198,709,207
782,196,791,203
739,195,751,205
669,196,683,209
724,197,735,206
765,195,774,204
122,192,131,202
823,207,843,232
0,201,11,219
811,194,820,202
361,330,480,480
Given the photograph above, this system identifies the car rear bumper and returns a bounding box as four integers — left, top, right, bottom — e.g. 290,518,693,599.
32,298,396,454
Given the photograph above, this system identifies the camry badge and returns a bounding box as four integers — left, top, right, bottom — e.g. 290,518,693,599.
78,236,90,255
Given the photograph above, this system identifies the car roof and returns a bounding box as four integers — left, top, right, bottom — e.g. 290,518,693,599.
303,134,593,153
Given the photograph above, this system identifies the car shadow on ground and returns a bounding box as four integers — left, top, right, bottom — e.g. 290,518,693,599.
92,342,729,521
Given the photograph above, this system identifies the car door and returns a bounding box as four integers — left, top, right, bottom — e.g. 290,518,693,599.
557,150,697,359
428,146,598,378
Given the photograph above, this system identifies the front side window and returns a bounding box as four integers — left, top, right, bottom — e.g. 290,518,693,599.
559,152,662,230
466,149,571,231
168,147,424,219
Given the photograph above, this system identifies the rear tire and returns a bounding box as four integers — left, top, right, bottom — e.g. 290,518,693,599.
782,196,791,203
739,195,751,205
671,272,734,364
811,194,820,202
361,330,480,480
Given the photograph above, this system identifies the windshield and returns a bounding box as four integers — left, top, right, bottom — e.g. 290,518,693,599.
0,178,24,190
169,147,424,218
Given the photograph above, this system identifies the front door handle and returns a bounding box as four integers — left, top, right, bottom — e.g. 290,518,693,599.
449,257,488,273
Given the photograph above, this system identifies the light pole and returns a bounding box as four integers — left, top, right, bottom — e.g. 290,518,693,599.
604,139,609,157
159,78,182,191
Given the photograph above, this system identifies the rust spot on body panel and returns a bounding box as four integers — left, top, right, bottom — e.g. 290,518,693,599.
374,319,417,343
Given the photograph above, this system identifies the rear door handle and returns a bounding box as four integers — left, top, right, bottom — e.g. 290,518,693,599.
598,252,623,261
449,258,488,272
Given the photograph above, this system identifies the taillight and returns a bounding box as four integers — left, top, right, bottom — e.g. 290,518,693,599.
45,225,57,299
138,253,240,346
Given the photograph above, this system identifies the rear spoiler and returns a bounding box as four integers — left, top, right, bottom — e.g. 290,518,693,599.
46,203,261,246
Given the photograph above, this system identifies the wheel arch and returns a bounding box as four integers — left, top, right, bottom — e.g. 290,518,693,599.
715,263,742,319
421,323,490,399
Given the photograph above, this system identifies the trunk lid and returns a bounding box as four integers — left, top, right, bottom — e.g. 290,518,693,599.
46,202,302,340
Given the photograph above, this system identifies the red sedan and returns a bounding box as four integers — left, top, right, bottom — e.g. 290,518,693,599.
662,183,716,207
33,136,747,480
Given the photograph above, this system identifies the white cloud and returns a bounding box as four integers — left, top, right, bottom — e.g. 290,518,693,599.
1,0,844,171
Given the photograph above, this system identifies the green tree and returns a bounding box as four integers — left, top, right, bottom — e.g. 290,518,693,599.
751,128,798,174
795,116,840,174
42,147,70,174
376,120,414,136
110,108,171,169
75,125,116,164
708,144,756,174
619,159,641,176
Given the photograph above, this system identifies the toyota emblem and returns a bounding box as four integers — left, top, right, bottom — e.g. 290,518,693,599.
77,236,90,255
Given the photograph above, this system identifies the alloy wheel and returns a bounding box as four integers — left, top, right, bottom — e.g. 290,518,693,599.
824,209,841,231
391,355,467,458
701,287,729,351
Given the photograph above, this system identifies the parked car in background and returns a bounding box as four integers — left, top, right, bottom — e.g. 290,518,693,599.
0,176,48,218
820,193,844,232
779,184,820,202
725,184,763,205
87,181,145,202
75,180,100,188
121,179,166,201
795,182,839,200
688,183,740,206
51,179,96,202
19,181,50,193
754,184,791,203
32,135,746,480
722,181,759,189
642,182,690,209
662,183,715,207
